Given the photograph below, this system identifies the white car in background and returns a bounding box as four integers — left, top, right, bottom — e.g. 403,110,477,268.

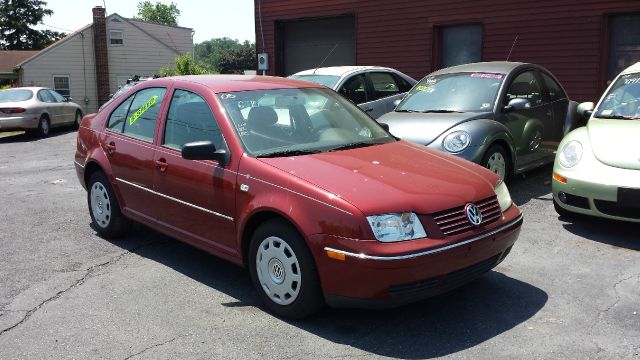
289,66,417,118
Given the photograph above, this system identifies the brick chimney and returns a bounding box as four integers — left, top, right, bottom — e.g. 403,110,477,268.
92,6,110,106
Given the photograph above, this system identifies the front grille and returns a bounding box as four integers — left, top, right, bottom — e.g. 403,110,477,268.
594,200,640,219
388,254,502,300
431,196,502,236
564,193,590,209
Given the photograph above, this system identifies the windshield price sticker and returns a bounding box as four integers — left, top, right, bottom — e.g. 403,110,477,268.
426,77,437,85
622,74,640,85
416,85,435,92
470,73,503,79
128,96,157,126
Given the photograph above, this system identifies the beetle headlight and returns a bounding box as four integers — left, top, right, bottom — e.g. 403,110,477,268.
559,140,583,168
443,130,471,153
495,181,513,212
367,212,427,242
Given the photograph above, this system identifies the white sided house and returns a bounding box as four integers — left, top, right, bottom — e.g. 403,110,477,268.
15,6,193,113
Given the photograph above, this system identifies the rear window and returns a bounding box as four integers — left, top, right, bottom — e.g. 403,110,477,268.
0,89,33,103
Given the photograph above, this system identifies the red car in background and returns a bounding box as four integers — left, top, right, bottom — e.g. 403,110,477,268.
74,75,523,319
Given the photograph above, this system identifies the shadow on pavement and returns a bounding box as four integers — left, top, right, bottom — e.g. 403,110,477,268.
507,164,554,207
105,225,548,359
561,216,640,251
0,129,75,143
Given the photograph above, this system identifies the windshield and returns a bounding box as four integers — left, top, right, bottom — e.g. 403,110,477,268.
0,89,33,103
288,75,340,88
217,87,395,157
396,72,504,113
594,72,640,120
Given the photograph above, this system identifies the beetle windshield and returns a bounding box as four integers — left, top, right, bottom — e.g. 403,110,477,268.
288,75,340,88
396,72,504,113
217,87,395,157
594,72,640,120
0,89,33,103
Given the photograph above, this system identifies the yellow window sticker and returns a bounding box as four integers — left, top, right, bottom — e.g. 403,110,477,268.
416,85,434,93
128,95,158,126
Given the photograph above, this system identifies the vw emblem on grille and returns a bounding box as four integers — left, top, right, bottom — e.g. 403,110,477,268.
465,203,483,226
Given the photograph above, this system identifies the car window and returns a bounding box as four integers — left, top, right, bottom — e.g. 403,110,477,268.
37,90,54,103
541,72,566,102
107,94,134,133
595,72,640,119
163,89,225,150
48,90,66,103
121,87,166,142
338,74,368,105
0,89,33,102
369,72,401,100
393,73,413,92
505,71,543,106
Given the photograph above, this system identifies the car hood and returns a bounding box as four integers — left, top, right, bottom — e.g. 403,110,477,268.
378,111,493,145
588,118,640,170
258,141,498,215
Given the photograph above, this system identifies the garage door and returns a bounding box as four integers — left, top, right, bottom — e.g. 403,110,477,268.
283,16,356,76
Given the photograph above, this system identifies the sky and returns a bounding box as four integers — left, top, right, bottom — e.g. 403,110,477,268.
35,0,256,44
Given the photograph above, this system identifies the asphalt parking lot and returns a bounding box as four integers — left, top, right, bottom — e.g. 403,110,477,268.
0,130,638,359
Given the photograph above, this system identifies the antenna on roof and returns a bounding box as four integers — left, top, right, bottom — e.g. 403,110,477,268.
313,43,339,74
506,35,519,62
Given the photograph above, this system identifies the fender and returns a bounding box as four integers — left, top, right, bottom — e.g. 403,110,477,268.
450,118,517,163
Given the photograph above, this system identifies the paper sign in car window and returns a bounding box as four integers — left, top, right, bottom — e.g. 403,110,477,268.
622,74,640,85
470,73,503,79
128,95,158,126
416,85,435,93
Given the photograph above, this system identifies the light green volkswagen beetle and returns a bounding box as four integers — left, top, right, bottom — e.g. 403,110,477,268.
552,62,640,222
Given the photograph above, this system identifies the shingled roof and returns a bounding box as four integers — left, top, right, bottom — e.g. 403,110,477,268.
0,51,39,74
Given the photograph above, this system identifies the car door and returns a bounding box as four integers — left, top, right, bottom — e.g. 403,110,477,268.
499,70,554,170
540,71,570,140
363,71,404,118
153,87,237,255
37,89,62,125
337,74,371,114
102,87,167,219
48,90,74,124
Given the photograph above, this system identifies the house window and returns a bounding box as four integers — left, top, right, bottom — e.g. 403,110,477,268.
608,14,640,81
440,24,482,68
110,30,124,45
53,75,70,98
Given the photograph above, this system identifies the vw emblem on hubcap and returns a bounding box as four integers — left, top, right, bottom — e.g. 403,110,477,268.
465,203,483,226
268,258,286,284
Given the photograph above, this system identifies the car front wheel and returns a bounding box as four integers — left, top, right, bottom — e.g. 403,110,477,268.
249,219,323,319
482,145,509,181
87,171,129,239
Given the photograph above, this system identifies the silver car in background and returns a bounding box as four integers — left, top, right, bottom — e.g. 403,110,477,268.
289,66,417,118
0,87,84,137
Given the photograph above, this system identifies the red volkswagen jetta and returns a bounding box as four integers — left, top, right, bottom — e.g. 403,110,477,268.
75,75,523,319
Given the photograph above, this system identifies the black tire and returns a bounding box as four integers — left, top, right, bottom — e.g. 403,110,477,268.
553,198,575,219
248,219,324,319
36,115,50,137
87,171,130,239
72,110,82,130
481,144,510,181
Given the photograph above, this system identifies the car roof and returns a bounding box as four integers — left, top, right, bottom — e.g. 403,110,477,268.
430,61,530,75
620,62,640,75
291,66,397,77
145,75,323,93
1,87,49,92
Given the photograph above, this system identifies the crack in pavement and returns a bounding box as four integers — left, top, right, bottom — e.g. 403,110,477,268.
123,334,190,360
602,274,638,313
0,240,160,337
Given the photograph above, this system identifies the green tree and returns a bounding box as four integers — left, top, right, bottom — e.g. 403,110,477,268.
0,0,65,50
160,53,208,76
135,1,180,26
194,38,256,74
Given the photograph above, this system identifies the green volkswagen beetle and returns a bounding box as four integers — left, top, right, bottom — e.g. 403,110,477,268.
552,62,640,222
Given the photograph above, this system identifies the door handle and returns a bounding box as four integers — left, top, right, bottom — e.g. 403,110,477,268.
364,108,374,113
155,158,168,172
105,142,116,155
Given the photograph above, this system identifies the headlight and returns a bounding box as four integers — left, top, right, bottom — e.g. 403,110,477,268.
559,140,583,168
495,181,512,212
367,212,427,242
443,130,471,153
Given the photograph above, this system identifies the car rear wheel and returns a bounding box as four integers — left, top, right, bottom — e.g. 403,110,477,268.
36,115,50,137
87,171,129,239
482,144,509,181
73,111,82,130
249,219,323,319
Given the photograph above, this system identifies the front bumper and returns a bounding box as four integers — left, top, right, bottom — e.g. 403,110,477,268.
552,160,640,223
0,115,39,130
310,207,523,308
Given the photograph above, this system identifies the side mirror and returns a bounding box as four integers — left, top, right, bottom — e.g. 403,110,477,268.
108,93,114,99
181,141,230,165
393,99,402,108
379,122,390,132
504,98,531,112
64,97,72,102
576,102,595,120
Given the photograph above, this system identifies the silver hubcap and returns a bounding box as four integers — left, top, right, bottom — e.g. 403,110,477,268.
76,113,81,125
90,182,111,228
41,119,49,134
528,130,542,151
486,152,506,180
256,236,301,305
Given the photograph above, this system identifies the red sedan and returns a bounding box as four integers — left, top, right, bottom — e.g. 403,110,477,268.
74,75,523,319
